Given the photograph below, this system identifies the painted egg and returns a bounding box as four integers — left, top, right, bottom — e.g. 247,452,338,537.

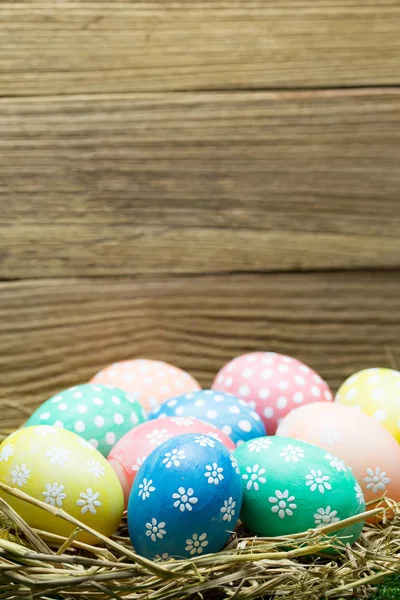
234,436,365,544
335,368,400,443
148,390,266,445
127,433,243,559
23,384,147,457
0,426,124,544
108,416,235,506
276,402,400,519
212,352,333,434
90,359,201,413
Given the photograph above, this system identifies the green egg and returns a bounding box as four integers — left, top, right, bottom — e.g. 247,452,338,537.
234,436,365,546
24,384,147,457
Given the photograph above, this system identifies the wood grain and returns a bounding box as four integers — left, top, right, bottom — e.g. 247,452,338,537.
1,2,400,95
0,271,399,428
1,90,400,277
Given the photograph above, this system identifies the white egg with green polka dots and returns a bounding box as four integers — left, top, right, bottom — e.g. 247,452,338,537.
24,384,148,456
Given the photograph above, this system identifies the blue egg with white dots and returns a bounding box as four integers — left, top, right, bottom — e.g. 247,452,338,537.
127,433,243,560
148,389,267,445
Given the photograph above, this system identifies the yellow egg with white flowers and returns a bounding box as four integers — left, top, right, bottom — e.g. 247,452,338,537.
335,368,400,443
0,426,124,544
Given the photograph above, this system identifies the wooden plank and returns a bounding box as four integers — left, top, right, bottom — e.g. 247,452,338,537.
1,2,400,95
0,271,399,428
0,89,400,277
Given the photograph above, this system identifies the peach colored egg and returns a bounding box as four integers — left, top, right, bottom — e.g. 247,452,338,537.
276,402,400,520
108,416,235,507
212,352,333,434
90,359,201,413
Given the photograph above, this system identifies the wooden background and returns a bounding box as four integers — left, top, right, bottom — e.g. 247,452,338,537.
1,1,400,420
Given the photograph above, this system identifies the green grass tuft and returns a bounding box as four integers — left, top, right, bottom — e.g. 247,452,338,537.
371,574,400,600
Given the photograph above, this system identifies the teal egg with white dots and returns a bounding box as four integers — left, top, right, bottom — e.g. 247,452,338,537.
234,436,365,547
24,384,147,457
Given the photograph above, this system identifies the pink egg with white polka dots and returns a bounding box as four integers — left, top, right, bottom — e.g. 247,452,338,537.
90,359,201,414
212,352,333,434
107,416,235,507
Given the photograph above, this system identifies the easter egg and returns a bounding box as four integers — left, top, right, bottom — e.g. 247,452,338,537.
91,359,201,413
212,352,333,434
108,416,235,506
276,402,400,518
335,368,400,443
0,426,124,544
148,390,266,445
234,436,365,544
24,384,147,457
127,433,243,559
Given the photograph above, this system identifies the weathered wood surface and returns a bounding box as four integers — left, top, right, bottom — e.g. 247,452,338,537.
1,90,400,277
1,2,400,95
0,271,399,427
1,2,399,419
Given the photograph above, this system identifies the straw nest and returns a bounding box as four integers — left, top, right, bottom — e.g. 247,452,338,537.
0,407,399,600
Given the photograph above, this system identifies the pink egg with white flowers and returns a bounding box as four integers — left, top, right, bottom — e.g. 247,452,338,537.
212,352,333,434
107,416,235,506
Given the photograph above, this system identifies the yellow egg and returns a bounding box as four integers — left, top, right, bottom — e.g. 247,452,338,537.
335,368,400,443
0,426,124,544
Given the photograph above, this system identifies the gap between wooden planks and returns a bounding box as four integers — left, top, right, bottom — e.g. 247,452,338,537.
0,89,400,277
0,270,399,423
1,2,400,95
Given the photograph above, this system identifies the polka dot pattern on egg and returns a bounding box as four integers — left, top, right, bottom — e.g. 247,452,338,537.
212,352,333,434
90,359,201,413
24,384,147,457
335,367,400,443
148,390,266,445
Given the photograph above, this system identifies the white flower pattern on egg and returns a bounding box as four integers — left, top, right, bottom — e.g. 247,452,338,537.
204,463,224,485
11,464,31,487
320,428,341,445
269,490,297,519
364,467,391,494
43,482,66,507
87,460,105,478
146,518,166,542
195,436,216,448
77,488,101,515
221,497,236,522
324,453,347,473
138,478,156,500
229,454,240,474
314,506,339,527
146,429,172,447
45,447,69,466
242,464,267,491
172,487,198,512
0,443,14,462
162,448,186,469
279,444,305,463
185,533,208,555
132,456,147,471
247,438,273,453
354,482,365,505
305,469,332,493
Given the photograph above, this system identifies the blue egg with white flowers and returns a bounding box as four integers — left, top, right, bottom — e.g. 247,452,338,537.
148,389,266,445
127,433,243,560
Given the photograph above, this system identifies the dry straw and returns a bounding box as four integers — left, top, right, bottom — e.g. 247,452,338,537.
0,414,400,599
